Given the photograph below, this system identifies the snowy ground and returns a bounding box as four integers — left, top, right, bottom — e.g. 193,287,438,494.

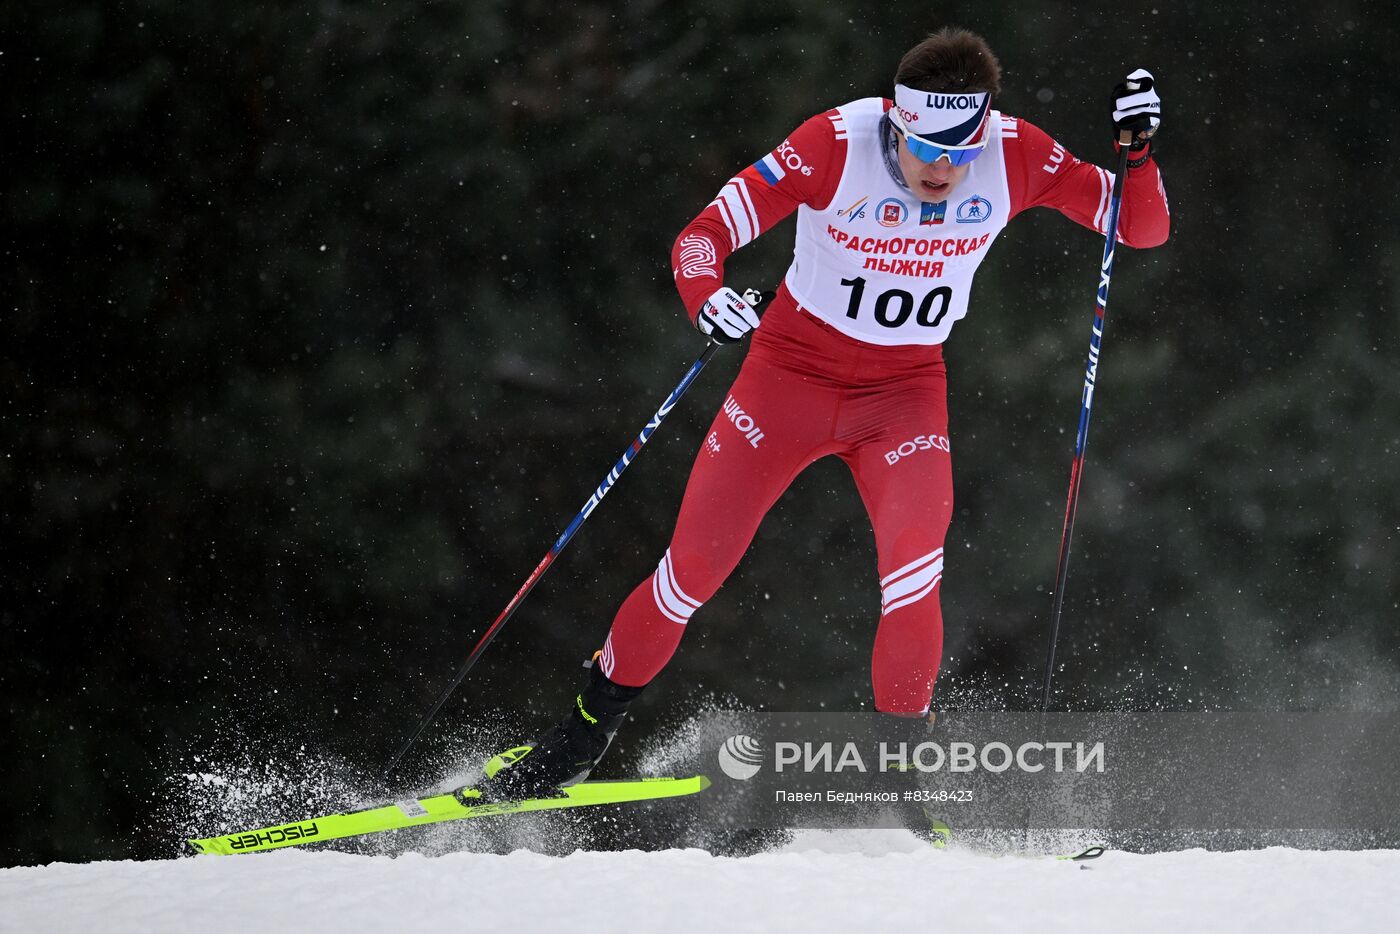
3,832,1398,933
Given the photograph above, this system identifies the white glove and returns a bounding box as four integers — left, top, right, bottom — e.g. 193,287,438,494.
696,286,761,344
1112,68,1161,150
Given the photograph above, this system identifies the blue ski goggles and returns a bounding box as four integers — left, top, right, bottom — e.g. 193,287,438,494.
889,108,990,166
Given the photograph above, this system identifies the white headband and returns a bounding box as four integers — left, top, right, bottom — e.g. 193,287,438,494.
892,84,991,146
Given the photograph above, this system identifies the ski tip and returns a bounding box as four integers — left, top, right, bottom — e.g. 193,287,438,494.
696,775,712,792
1059,845,1108,861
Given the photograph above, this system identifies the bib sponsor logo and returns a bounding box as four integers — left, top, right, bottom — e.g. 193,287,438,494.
876,198,908,228
919,200,947,226
884,433,951,465
955,196,992,224
721,395,765,448
837,196,869,223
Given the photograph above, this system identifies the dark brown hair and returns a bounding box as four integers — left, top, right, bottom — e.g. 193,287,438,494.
895,28,1002,96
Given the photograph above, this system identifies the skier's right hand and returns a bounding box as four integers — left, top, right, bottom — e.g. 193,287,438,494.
695,286,761,344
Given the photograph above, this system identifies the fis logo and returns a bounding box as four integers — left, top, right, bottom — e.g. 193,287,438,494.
718,734,765,780
884,433,951,465
721,395,765,447
837,196,869,223
955,196,991,223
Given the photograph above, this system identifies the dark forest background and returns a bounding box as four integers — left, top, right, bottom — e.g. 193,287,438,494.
4,0,1397,864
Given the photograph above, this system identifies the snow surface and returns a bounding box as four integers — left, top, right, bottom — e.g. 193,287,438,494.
3,832,1398,934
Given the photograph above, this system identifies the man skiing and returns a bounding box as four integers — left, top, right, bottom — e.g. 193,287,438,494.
482,27,1169,797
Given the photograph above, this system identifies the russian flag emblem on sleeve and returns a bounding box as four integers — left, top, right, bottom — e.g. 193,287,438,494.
754,153,786,186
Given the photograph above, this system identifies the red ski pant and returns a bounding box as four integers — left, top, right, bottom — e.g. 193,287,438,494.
599,296,954,713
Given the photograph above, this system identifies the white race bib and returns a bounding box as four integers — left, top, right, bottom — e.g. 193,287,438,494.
783,99,1012,346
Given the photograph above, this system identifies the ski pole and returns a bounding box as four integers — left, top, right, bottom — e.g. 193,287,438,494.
1038,133,1135,713
382,337,726,780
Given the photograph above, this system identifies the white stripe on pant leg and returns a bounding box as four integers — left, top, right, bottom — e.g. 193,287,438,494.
880,548,943,589
660,550,700,612
882,558,942,609
880,548,944,615
651,549,702,624
882,568,942,614
883,573,941,615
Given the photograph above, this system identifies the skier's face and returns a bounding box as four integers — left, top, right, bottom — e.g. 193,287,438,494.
896,138,971,202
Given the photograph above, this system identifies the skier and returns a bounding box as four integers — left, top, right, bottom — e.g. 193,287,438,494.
482,27,1169,797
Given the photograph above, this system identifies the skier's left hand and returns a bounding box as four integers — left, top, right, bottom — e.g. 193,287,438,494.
695,286,759,343
696,287,774,344
1112,68,1160,151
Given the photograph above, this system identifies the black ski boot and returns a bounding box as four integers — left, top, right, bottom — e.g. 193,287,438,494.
479,663,643,800
889,711,953,848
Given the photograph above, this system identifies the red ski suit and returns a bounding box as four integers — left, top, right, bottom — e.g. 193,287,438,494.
599,100,1169,713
